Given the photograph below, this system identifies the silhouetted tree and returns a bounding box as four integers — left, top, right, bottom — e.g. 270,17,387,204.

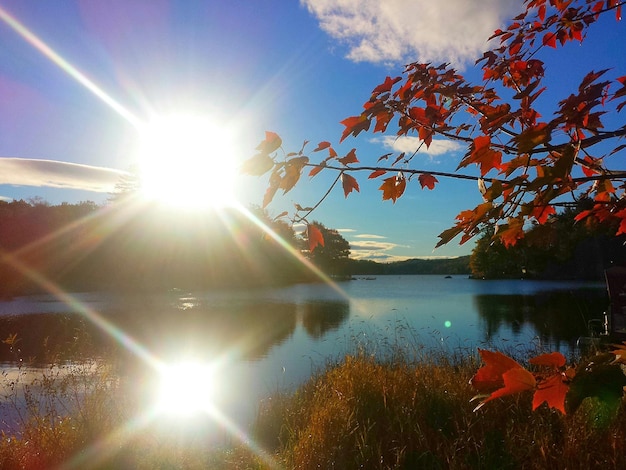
302,222,351,277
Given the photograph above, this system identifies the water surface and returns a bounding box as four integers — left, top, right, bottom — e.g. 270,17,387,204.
0,275,607,441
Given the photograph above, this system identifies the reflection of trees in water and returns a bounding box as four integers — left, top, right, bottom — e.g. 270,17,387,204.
99,301,299,362
0,296,353,365
0,313,108,364
0,301,299,364
301,300,350,338
474,289,607,347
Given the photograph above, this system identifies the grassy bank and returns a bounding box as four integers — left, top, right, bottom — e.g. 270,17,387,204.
1,347,625,469
252,351,626,469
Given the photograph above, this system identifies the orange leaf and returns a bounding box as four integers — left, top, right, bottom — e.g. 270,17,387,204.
372,75,401,95
574,209,593,223
340,115,370,142
263,172,281,208
339,148,359,166
532,374,568,414
279,157,308,193
531,205,556,224
610,341,626,363
484,368,537,403
368,170,387,179
498,218,525,248
471,349,525,392
514,123,551,153
418,173,438,190
464,136,503,176
543,32,557,48
307,224,324,252
309,163,325,177
615,208,626,236
256,131,282,155
341,173,360,198
529,352,566,368
313,141,331,152
241,154,274,176
379,174,406,203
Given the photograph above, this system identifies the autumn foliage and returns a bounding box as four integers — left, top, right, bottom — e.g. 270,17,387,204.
470,344,626,415
243,0,626,251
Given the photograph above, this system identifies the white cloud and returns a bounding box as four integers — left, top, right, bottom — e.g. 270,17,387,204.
351,240,399,251
354,233,386,239
301,0,518,66
370,136,462,156
350,238,406,261
0,158,129,193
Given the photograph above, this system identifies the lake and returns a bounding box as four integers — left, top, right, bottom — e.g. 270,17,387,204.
0,275,608,442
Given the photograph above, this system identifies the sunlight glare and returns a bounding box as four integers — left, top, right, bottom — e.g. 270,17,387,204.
156,361,216,416
137,114,239,209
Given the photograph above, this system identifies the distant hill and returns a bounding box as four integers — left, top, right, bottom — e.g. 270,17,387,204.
347,256,471,276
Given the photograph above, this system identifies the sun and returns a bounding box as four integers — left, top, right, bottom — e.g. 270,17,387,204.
136,113,239,209
155,361,216,416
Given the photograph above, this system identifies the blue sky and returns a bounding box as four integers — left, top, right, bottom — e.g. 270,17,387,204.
0,1,622,261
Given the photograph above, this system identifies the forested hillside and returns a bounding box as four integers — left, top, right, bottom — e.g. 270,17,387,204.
0,200,310,297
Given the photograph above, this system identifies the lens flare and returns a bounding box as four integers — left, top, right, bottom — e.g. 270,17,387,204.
155,361,216,416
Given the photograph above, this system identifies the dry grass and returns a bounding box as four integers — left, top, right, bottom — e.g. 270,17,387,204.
252,351,626,469
1,341,625,469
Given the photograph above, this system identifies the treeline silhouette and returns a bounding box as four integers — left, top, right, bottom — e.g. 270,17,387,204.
0,199,311,297
469,206,626,280
347,256,470,276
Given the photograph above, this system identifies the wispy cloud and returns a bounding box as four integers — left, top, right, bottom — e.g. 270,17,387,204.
0,158,128,193
349,236,408,261
301,0,518,66
370,136,462,158
354,233,386,239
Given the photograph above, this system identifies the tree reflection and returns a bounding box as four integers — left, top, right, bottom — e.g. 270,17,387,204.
474,289,607,348
0,299,300,365
301,300,350,338
0,313,106,365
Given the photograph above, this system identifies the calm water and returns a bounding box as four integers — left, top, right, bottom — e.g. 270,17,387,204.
0,275,607,441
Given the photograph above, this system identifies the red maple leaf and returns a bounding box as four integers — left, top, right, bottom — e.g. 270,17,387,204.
313,141,331,152
372,75,401,95
368,170,387,179
498,218,525,248
530,205,556,224
471,349,526,392
256,131,282,155
514,122,551,153
532,374,569,414
307,224,325,252
418,173,438,190
529,352,566,368
471,349,536,411
341,173,360,197
615,208,626,236
340,115,370,142
309,162,326,177
543,32,557,48
464,135,503,176
338,148,359,166
379,174,406,203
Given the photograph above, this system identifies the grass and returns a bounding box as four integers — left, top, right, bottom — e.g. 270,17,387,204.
251,347,626,469
0,338,625,469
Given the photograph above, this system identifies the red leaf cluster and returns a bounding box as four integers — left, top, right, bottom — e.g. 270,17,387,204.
246,0,626,250
471,349,574,414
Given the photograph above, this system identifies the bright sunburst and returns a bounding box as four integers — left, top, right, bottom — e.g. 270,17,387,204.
136,114,239,209
155,361,216,416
